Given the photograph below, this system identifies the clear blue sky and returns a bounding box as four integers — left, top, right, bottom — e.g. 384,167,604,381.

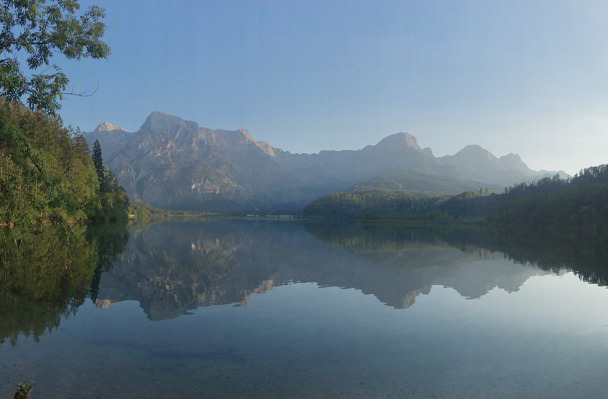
59,0,608,174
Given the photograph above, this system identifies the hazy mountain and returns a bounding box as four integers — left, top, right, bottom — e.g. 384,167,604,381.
347,170,502,195
83,111,563,211
439,145,544,186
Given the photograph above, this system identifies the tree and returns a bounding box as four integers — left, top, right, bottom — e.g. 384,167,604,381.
92,139,103,188
0,0,110,115
0,100,100,225
0,2,128,227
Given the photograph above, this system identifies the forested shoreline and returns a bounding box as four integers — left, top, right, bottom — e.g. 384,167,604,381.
303,165,608,232
0,100,129,227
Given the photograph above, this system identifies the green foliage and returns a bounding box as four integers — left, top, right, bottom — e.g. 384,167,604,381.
89,145,129,224
0,100,99,225
349,170,501,195
432,167,608,231
92,139,103,186
0,0,110,115
487,167,608,230
0,0,121,226
303,190,449,220
0,100,128,226
89,175,129,223
128,200,166,221
307,165,608,232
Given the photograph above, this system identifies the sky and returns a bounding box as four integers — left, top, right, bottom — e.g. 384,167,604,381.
57,0,608,174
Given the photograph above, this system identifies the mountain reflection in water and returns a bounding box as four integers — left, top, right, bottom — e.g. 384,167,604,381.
3,220,608,398
95,221,555,320
3,220,608,336
0,220,608,332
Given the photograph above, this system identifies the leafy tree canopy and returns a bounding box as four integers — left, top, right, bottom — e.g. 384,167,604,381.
0,0,110,115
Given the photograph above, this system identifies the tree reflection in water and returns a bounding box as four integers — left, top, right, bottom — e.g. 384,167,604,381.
2,220,608,342
0,224,128,345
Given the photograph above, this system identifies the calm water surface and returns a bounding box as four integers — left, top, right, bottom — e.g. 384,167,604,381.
2,220,608,398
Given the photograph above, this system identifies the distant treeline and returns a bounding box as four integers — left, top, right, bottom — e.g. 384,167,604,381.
304,165,608,232
0,100,128,226
303,191,451,220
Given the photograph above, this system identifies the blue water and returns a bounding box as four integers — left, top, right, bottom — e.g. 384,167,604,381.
2,221,608,398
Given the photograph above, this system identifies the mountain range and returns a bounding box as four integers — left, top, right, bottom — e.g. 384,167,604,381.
83,111,565,211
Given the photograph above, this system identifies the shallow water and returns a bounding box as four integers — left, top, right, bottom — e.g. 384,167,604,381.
2,220,608,398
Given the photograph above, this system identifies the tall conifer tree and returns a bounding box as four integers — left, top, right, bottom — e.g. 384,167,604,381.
92,140,104,190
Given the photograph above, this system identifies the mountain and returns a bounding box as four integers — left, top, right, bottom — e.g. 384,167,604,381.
84,122,131,161
439,145,544,186
82,111,563,211
94,122,125,132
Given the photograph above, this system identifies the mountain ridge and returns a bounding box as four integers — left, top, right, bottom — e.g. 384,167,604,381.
83,111,565,211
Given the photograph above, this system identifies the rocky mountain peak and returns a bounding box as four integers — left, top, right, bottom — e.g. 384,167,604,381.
215,128,255,143
375,132,421,151
454,145,496,160
499,153,522,163
498,153,531,173
237,128,254,141
212,128,279,157
94,122,124,132
140,111,199,134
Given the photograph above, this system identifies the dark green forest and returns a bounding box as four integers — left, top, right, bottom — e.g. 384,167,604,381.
304,165,608,232
303,190,450,220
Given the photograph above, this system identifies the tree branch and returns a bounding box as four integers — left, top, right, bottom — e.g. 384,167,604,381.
62,82,98,97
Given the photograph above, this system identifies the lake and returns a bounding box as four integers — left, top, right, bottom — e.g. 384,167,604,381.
2,220,608,398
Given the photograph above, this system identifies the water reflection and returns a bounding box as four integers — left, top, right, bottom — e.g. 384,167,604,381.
0,225,128,345
4,220,608,398
3,220,608,333
307,221,608,286
92,220,608,321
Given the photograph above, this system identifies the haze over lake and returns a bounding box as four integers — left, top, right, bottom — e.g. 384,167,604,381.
3,220,608,398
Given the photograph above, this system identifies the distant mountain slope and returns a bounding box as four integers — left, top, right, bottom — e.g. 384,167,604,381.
439,145,540,186
348,170,502,195
82,111,563,211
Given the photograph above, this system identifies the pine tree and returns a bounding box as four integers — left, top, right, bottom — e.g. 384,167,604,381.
92,140,104,191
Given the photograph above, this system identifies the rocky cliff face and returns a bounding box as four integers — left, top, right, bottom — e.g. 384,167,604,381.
83,111,563,211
